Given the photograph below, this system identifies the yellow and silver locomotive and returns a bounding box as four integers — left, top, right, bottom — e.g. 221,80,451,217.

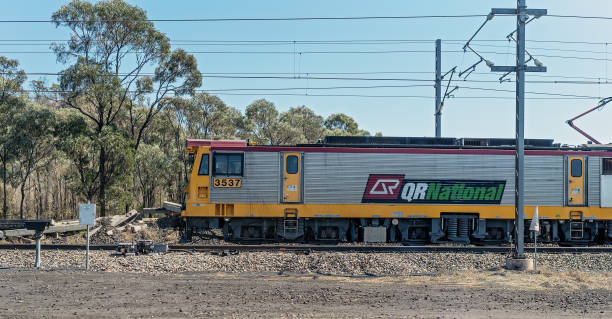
181,136,612,244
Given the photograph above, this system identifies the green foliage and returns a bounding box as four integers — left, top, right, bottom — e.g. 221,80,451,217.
0,57,27,218
0,56,26,94
324,113,370,136
98,127,135,195
50,0,201,216
11,103,57,218
280,106,327,143
0,0,372,218
135,143,174,208
167,93,247,140
245,99,301,145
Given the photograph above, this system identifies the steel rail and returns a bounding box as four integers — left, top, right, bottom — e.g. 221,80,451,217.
1,243,611,254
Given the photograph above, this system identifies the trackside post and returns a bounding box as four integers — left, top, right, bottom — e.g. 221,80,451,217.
79,203,96,270
529,206,540,272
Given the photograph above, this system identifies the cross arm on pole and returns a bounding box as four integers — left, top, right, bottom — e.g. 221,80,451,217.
441,66,457,80
491,8,517,15
490,66,547,72
437,68,457,115
491,8,547,16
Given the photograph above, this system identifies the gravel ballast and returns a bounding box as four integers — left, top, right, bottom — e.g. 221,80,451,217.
2,249,612,275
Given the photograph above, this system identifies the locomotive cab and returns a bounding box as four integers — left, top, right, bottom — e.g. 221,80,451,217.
182,139,247,238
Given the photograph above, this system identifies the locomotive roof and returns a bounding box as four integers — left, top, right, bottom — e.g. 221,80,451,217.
318,136,558,148
187,136,612,153
187,139,247,147
298,136,612,151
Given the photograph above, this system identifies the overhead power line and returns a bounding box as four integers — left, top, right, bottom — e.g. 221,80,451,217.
0,39,608,57
21,82,600,100
547,14,612,21
203,84,433,91
444,41,610,54
0,15,490,23
0,38,609,44
202,85,599,99
206,92,597,100
2,13,612,23
0,49,436,54
2,49,610,63
10,70,612,82
6,71,612,84
27,88,598,100
457,86,599,99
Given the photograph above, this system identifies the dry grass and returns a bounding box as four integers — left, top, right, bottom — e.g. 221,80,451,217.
284,268,612,292
434,269,601,290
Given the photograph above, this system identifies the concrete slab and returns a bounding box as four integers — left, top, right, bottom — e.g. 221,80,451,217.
505,257,535,271
4,224,87,237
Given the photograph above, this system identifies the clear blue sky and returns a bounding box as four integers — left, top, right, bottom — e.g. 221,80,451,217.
2,0,612,144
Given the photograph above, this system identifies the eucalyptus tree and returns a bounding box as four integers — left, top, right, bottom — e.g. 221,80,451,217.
51,0,202,216
168,93,247,140
11,105,56,219
54,110,100,205
324,113,370,136
245,99,302,145
280,106,327,143
0,57,26,218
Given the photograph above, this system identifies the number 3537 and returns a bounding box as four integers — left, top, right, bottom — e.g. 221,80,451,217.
213,178,242,188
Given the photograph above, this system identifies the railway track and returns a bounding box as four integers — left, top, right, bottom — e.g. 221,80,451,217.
1,243,612,254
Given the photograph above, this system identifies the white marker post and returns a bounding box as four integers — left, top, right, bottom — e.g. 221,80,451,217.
529,206,540,272
79,203,96,270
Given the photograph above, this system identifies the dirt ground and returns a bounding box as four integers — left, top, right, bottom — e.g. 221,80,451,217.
0,269,610,318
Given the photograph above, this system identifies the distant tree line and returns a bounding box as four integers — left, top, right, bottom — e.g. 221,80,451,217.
0,0,373,220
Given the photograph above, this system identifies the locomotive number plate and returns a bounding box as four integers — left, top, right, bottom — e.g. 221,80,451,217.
213,178,242,188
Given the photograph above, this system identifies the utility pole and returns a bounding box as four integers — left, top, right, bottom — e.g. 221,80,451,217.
435,39,442,138
489,1,547,259
514,0,527,259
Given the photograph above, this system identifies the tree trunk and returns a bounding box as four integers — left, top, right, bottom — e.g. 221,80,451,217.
36,171,42,219
44,170,50,219
99,146,106,217
19,181,25,219
2,150,7,219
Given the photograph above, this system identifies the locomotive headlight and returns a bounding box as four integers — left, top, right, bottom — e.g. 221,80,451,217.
392,218,399,226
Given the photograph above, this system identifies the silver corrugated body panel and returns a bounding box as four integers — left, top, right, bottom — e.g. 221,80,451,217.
524,156,564,206
210,152,279,203
588,156,600,207
303,153,564,206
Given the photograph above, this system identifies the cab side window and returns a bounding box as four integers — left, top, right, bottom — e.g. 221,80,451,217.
214,153,244,176
197,154,209,175
286,155,298,174
603,158,612,175
571,159,583,177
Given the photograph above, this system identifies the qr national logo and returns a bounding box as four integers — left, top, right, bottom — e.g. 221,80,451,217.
362,174,506,204
362,174,404,200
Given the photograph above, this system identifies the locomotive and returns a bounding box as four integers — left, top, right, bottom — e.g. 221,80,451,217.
180,136,612,245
